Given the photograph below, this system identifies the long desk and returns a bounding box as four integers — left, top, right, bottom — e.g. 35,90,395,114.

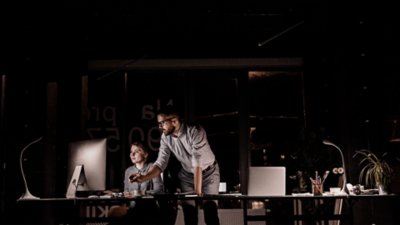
16,193,400,225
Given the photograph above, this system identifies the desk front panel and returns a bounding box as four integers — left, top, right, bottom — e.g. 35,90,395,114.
16,194,400,225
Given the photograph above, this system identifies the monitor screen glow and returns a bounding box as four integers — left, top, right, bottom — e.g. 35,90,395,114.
66,138,107,196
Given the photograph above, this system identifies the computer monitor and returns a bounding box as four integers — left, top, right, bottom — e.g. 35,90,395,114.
66,138,107,198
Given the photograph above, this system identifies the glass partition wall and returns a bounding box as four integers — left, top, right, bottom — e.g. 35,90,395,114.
83,67,305,194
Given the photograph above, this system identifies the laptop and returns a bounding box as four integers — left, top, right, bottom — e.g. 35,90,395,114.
247,166,286,196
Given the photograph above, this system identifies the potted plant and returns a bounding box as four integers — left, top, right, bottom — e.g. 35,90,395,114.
353,149,393,194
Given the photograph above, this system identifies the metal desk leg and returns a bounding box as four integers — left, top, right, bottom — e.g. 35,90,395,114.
242,199,248,225
293,199,303,225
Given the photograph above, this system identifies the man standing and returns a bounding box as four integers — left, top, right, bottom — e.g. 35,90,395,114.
129,107,220,225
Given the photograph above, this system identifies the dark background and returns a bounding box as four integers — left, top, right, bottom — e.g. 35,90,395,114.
1,0,400,224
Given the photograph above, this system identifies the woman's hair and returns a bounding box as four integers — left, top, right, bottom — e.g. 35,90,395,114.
131,141,148,154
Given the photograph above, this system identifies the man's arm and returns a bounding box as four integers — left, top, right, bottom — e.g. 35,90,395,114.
194,166,202,195
130,165,162,183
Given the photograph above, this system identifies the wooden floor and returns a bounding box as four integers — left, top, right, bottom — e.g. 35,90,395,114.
174,208,267,225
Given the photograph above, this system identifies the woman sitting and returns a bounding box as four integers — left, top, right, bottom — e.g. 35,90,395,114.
108,142,164,225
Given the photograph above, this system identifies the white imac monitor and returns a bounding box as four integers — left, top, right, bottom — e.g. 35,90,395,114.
66,138,107,198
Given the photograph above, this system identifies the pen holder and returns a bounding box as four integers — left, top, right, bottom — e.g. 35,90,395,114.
312,183,323,196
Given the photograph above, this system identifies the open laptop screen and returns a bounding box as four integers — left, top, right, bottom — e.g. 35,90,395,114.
248,166,286,196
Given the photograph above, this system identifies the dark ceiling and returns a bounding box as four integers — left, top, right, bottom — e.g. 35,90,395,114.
1,1,399,67
87,0,310,59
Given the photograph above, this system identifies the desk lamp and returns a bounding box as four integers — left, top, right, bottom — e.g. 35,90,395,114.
322,140,347,195
19,136,42,200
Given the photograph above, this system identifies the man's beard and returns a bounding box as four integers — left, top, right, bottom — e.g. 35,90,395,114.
162,126,175,136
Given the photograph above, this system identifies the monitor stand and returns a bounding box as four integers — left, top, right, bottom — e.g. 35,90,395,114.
66,164,88,198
